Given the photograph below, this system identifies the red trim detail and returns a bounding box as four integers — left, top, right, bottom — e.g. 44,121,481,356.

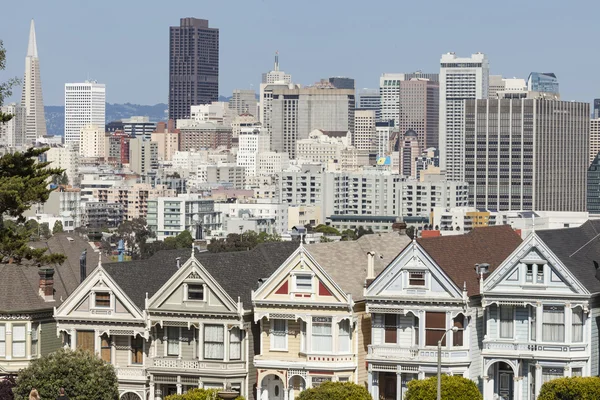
318,280,333,296
275,280,289,295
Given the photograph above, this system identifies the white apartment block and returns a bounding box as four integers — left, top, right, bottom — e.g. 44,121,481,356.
230,89,258,116
354,109,377,152
187,102,231,126
237,124,270,176
128,138,158,175
0,104,26,147
79,125,105,158
64,81,106,144
46,144,80,186
231,114,259,138
95,183,176,221
590,118,600,166
296,129,369,171
150,131,179,161
439,53,489,181
257,151,290,176
214,200,289,234
488,75,527,99
206,164,246,189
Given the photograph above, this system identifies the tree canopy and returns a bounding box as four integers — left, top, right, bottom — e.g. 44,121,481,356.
538,377,600,400
404,375,482,400
207,230,281,253
296,382,371,400
117,217,155,259
52,220,64,234
0,40,19,123
166,388,244,400
13,348,119,400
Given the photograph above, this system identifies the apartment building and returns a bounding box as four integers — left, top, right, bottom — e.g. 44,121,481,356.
94,184,176,221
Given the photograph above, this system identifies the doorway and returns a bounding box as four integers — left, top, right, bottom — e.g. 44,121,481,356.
497,362,514,400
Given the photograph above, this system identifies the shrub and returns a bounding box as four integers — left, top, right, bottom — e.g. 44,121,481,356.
404,375,482,400
165,388,245,400
0,375,16,400
13,348,118,400
538,376,600,400
296,381,370,400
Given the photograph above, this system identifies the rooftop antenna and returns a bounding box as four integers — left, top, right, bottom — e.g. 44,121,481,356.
531,214,535,233
274,50,279,71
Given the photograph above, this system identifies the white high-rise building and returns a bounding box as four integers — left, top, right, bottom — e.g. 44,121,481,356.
0,104,26,147
259,53,293,127
46,144,80,185
21,20,47,142
79,125,105,158
261,52,292,85
354,109,377,152
379,72,439,127
64,81,106,144
237,123,270,176
230,89,258,116
439,52,489,181
590,118,600,166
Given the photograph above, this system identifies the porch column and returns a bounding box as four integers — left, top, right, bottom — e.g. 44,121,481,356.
535,304,542,344
256,386,261,400
513,376,522,400
535,364,542,398
483,373,494,400
396,371,402,400
70,328,76,350
176,375,182,394
284,387,289,400
149,376,155,400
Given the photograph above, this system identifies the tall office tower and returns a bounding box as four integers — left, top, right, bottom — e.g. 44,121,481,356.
527,72,559,94
0,104,26,147
129,137,158,175
397,78,439,150
21,20,47,142
439,52,489,181
590,118,600,165
328,77,355,90
230,89,258,116
353,109,377,153
237,123,270,176
261,52,292,84
379,72,438,127
264,85,354,158
587,153,600,213
465,96,589,212
356,89,381,120
399,129,420,177
594,99,600,119
169,18,219,122
64,81,106,144
376,120,396,158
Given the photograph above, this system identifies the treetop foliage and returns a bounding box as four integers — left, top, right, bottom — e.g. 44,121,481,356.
404,375,482,400
296,381,371,400
538,376,600,400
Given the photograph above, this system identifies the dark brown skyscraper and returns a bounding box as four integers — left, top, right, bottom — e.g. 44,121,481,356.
169,18,219,122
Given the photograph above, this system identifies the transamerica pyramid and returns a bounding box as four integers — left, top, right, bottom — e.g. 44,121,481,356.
21,19,47,142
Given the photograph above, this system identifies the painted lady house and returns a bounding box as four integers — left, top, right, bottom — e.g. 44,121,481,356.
364,225,522,400
54,242,297,400
251,233,409,400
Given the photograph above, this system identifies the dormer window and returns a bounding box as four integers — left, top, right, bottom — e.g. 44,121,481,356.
526,264,534,282
409,271,426,286
95,292,110,308
187,284,204,301
295,275,312,291
536,265,544,283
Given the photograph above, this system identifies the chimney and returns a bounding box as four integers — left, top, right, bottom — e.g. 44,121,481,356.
79,250,87,283
38,267,55,301
365,252,375,287
176,257,181,269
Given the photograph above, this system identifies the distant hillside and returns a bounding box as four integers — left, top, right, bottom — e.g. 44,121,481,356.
44,103,168,136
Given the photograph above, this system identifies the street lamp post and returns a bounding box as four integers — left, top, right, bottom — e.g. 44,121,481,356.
437,326,459,400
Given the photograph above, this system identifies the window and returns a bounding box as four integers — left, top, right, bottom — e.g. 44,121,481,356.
500,306,514,338
131,336,144,364
384,314,397,344
572,308,584,343
526,264,533,282
530,305,536,341
536,265,544,283
204,325,224,360
12,325,26,358
300,321,307,353
542,367,563,384
312,377,332,387
295,275,312,291
453,315,464,346
76,330,95,353
101,335,111,362
0,324,5,357
95,292,110,308
409,271,426,286
338,320,351,352
271,320,287,350
572,368,583,377
312,317,332,352
167,327,180,356
414,316,419,346
543,306,565,342
31,323,39,357
187,284,204,301
229,327,241,360
425,312,446,346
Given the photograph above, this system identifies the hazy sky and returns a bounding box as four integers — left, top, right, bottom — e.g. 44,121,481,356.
1,0,598,106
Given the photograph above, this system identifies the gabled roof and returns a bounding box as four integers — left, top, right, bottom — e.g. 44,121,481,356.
0,233,107,313
417,225,522,296
306,232,410,301
536,220,600,294
102,242,298,309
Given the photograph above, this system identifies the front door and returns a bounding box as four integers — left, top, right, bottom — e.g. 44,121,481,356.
380,372,396,400
498,370,514,400
268,376,283,400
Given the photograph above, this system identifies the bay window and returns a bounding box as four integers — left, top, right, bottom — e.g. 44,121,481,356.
204,325,224,360
425,312,445,346
312,317,332,352
384,314,397,344
12,325,26,358
542,306,565,342
542,367,563,384
131,336,144,364
529,305,536,341
499,306,514,339
271,320,287,350
338,320,350,352
167,327,180,356
572,308,584,343
101,335,111,362
229,327,241,360
453,315,464,346
31,323,39,357
0,324,5,357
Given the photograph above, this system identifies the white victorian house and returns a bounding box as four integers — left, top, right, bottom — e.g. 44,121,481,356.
365,226,522,400
481,221,600,400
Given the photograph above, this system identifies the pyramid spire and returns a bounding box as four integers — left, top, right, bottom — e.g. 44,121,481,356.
27,19,38,58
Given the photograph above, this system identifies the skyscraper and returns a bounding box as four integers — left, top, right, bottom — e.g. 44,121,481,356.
465,96,588,212
594,99,600,119
64,81,106,144
590,118,600,166
261,52,292,84
21,19,46,142
397,78,439,151
230,89,258,116
328,77,355,90
439,52,489,181
379,72,438,127
169,18,219,122
527,72,559,95
356,89,381,120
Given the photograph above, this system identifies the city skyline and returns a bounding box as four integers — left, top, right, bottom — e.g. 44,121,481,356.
1,0,599,106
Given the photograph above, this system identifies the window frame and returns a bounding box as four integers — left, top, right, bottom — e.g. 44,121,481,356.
203,324,225,360
408,271,426,287
12,325,26,358
425,312,446,347
166,327,180,356
94,292,111,308
384,314,397,344
229,327,242,361
294,274,313,292
338,319,351,353
270,319,288,351
31,323,39,357
542,305,565,343
131,335,144,365
100,334,112,363
0,324,5,357
499,305,515,339
185,283,205,302
311,317,333,353
572,307,584,343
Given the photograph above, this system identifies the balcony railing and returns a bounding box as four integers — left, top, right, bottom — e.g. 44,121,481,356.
115,367,146,379
368,345,469,362
483,340,587,354
152,358,245,371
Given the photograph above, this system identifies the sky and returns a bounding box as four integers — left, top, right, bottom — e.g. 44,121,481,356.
1,0,598,106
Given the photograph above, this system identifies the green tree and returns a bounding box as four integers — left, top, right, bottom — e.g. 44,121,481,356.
13,348,118,400
296,381,370,400
175,230,194,249
52,220,64,234
117,217,155,259
538,376,600,400
0,40,20,123
39,222,51,240
404,375,481,400
25,219,39,240
406,226,416,240
314,224,341,235
0,375,15,400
